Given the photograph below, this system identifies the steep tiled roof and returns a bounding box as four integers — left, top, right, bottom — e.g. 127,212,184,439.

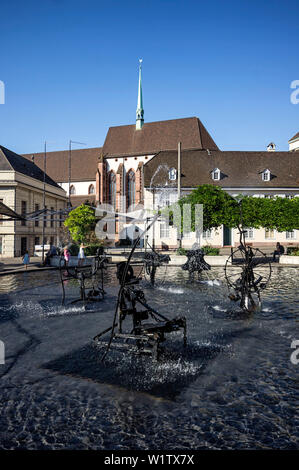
144,149,299,188
0,145,60,188
102,117,219,157
23,147,102,182
289,131,299,142
70,194,96,207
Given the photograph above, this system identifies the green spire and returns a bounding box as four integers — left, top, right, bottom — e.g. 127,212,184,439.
136,59,144,130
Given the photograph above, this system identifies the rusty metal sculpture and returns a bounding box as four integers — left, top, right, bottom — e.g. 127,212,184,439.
59,247,108,306
93,216,187,361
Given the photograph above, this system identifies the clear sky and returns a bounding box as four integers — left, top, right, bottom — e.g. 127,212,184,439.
0,0,298,154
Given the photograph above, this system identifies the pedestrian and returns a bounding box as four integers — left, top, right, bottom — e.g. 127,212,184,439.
22,250,30,270
273,242,284,262
78,243,85,267
64,246,70,267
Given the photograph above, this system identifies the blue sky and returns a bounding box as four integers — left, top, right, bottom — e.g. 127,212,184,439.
0,0,298,154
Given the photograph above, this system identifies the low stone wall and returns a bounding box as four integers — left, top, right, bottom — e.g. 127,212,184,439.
279,255,299,265
168,255,231,266
49,256,92,268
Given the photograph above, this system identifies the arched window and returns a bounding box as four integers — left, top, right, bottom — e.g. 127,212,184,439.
169,167,177,181
88,184,95,194
108,172,116,208
127,170,135,208
70,185,76,195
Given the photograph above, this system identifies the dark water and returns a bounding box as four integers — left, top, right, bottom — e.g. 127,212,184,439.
0,266,298,450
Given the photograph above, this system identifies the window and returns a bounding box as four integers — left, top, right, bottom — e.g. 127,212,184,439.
21,201,27,226
50,236,54,246
265,228,275,239
212,168,220,181
182,231,192,239
160,223,170,238
168,168,177,181
127,170,135,208
286,195,294,199
34,236,40,247
244,227,254,239
35,204,39,227
70,185,76,195
0,237,2,254
264,195,274,199
88,184,95,195
50,207,54,228
262,169,271,181
202,229,212,239
286,231,295,239
108,172,116,208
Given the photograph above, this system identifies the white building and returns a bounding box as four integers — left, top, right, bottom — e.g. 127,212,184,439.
0,145,67,257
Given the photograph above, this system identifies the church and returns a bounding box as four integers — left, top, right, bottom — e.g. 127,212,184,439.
24,61,299,249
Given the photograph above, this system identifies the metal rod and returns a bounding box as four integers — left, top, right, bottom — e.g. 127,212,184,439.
42,141,46,263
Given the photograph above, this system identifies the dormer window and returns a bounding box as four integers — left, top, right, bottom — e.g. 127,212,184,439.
211,168,221,181
168,167,177,181
262,169,271,181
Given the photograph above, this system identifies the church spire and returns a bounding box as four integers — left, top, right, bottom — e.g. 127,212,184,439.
136,59,144,130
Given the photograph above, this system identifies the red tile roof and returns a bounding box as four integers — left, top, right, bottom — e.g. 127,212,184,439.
102,117,219,157
144,149,299,188
289,132,299,142
23,147,102,182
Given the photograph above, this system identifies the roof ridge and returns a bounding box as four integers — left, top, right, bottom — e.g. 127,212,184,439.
0,146,14,171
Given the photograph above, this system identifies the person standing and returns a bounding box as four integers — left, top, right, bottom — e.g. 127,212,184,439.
78,243,85,267
22,250,30,270
64,246,70,267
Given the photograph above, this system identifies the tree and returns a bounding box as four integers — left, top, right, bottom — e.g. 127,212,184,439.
64,204,97,244
178,185,299,233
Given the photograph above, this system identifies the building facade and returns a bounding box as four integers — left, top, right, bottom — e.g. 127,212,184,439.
0,146,67,257
23,147,101,207
143,148,299,249
22,61,299,249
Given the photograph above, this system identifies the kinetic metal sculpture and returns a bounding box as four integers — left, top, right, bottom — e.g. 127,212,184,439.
59,247,108,306
93,216,187,361
182,248,211,280
143,242,171,286
224,204,272,312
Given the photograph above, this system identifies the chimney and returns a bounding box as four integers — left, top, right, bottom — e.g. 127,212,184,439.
267,142,276,152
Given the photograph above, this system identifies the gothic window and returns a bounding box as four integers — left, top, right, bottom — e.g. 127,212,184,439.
108,172,116,208
127,170,135,208
88,184,95,194
70,185,76,195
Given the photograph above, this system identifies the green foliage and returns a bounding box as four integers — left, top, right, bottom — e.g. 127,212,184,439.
178,185,299,232
287,246,299,256
201,245,220,256
64,204,96,244
178,185,239,231
84,244,104,256
68,243,79,256
176,247,187,255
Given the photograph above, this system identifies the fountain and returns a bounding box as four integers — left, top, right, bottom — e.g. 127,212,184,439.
59,247,109,306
